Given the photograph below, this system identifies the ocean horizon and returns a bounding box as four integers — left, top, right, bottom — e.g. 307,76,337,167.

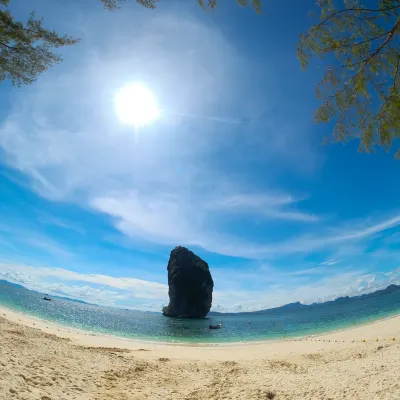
1,280,400,344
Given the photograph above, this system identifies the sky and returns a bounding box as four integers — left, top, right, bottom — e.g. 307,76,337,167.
1,0,400,313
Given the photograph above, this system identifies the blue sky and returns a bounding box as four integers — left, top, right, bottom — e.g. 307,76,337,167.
1,0,400,312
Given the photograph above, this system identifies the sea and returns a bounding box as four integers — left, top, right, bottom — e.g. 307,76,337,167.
1,280,400,344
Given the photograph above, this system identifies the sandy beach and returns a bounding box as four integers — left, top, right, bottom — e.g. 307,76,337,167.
1,306,400,400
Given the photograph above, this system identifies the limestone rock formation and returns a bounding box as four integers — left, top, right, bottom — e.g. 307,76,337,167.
162,246,213,318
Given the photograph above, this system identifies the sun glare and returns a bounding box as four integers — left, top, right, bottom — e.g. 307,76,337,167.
115,83,160,127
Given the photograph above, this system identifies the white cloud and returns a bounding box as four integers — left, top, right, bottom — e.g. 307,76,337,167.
208,193,319,222
287,266,329,276
1,2,399,317
1,263,399,313
90,189,319,258
0,223,74,260
0,7,322,260
37,214,86,235
0,264,167,296
212,269,400,312
319,259,340,266
1,3,399,264
260,213,400,256
0,263,168,311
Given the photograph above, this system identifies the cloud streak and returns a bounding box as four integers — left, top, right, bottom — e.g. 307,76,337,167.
1,1,399,292
0,264,168,310
0,10,319,259
1,263,399,313
260,213,400,256
0,223,75,260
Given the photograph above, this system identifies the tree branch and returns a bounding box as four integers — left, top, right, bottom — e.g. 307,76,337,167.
323,20,400,108
368,53,400,145
315,5,400,29
337,29,391,50
0,40,19,50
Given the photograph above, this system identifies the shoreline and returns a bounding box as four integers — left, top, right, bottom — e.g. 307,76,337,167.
2,304,400,399
1,303,400,352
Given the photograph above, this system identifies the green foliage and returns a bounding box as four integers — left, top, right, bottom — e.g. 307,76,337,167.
162,306,169,314
0,0,262,87
196,0,262,13
0,0,78,86
100,0,263,13
101,0,151,10
298,0,400,156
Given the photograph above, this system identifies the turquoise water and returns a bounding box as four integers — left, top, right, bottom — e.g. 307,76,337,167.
1,281,400,343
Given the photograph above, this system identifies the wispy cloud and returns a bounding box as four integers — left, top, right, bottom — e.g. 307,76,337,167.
0,1,399,280
335,215,400,242
261,213,400,256
0,223,74,260
37,214,86,235
287,266,330,276
213,268,400,312
209,193,319,222
2,262,398,313
319,259,340,266
0,264,168,310
0,7,322,259
1,0,400,316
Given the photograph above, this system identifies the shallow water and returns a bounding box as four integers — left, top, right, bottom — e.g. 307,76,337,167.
1,281,400,343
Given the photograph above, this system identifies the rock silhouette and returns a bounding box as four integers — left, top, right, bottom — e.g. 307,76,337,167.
163,246,213,318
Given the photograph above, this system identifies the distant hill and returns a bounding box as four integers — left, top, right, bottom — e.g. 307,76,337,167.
0,279,90,305
0,279,150,312
209,284,400,316
1,278,399,316
0,279,25,290
318,284,400,306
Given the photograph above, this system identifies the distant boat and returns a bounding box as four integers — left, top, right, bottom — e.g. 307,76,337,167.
43,295,52,301
209,321,222,330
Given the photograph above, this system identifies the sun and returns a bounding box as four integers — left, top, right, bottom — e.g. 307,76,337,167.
115,83,160,127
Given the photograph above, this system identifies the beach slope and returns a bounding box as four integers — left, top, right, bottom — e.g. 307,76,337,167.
1,308,400,399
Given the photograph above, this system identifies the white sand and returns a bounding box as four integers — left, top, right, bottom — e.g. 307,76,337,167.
1,305,400,399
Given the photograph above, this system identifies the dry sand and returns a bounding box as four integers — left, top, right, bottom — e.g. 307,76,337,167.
1,306,400,400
